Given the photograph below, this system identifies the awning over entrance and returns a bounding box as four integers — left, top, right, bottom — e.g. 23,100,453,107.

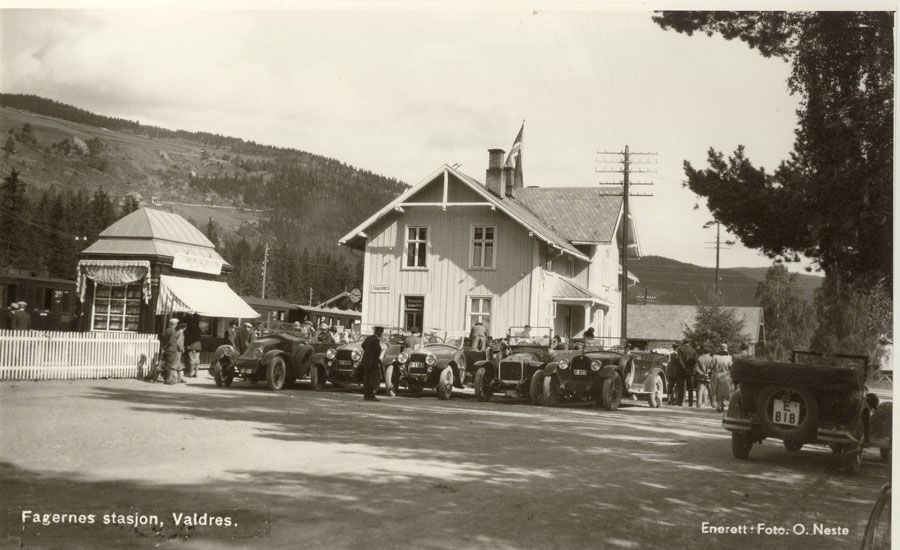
543,271,610,309
156,275,259,318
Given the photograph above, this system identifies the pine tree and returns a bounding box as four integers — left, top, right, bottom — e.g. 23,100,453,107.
683,294,747,353
204,217,220,249
755,264,815,360
0,169,30,268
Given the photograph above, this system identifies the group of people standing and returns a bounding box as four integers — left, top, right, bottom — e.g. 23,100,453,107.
3,301,31,330
666,339,733,411
146,315,203,385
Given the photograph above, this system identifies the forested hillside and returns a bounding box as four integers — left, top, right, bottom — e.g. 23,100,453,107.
627,255,822,306
0,94,407,305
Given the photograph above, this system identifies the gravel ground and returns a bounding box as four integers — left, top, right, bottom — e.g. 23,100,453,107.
0,376,891,550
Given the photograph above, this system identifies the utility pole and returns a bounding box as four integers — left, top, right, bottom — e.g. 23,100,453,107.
309,287,313,307
597,146,656,344
704,221,734,295
261,242,269,299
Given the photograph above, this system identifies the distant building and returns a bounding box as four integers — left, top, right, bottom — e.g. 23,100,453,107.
627,304,765,355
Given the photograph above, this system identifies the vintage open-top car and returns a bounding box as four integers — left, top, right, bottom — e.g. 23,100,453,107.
723,350,892,474
210,332,314,391
320,328,406,388
626,350,668,408
393,333,474,399
537,344,636,410
470,326,554,403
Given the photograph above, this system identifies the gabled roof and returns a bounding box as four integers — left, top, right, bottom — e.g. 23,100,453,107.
513,188,623,243
82,207,226,263
339,165,622,262
627,304,764,343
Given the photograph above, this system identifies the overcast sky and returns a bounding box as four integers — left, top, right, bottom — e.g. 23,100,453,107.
2,3,887,273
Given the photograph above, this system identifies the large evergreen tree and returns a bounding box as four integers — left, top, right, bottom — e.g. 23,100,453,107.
0,169,30,268
755,264,815,360
683,295,747,353
653,12,892,285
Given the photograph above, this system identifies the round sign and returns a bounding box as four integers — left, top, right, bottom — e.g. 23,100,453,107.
349,288,361,303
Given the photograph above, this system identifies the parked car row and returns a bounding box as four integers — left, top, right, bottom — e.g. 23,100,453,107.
208,326,669,410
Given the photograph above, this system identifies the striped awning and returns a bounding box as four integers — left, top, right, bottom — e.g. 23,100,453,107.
156,275,259,318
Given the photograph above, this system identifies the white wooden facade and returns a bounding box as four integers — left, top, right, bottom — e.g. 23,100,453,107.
341,165,639,342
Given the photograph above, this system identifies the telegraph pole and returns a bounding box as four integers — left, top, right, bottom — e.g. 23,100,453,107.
704,221,734,294
261,242,270,299
596,146,656,344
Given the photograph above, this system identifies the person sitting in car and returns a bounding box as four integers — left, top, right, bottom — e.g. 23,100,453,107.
404,327,423,350
323,326,341,344
514,325,533,344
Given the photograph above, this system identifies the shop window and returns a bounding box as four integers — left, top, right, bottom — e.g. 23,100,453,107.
37,287,54,312
92,283,141,332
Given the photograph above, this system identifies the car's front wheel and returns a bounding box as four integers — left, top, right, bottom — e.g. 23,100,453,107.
266,357,286,391
598,375,622,411
543,373,561,407
437,366,453,400
473,367,493,402
530,370,546,405
212,360,234,388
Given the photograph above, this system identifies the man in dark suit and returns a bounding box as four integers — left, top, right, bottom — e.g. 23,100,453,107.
362,326,385,401
225,320,239,347
236,322,254,355
13,302,31,330
677,338,699,407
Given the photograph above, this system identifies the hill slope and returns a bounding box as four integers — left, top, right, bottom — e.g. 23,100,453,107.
628,256,822,306
0,93,407,253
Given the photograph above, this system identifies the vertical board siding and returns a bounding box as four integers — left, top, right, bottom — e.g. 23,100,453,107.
364,203,534,337
0,330,159,381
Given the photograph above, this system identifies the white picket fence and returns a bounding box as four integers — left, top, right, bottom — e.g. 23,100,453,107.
0,330,159,381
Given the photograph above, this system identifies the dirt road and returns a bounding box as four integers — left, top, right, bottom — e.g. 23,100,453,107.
0,377,890,550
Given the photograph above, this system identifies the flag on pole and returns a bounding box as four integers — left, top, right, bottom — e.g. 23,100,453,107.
505,122,524,189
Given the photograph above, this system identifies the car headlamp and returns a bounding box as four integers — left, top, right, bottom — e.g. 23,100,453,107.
351,350,362,362
251,347,264,360
425,354,436,366
398,352,409,364
591,361,601,372
326,349,336,360
559,359,569,370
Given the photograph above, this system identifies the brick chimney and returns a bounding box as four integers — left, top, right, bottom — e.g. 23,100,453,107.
486,149,506,196
503,166,515,196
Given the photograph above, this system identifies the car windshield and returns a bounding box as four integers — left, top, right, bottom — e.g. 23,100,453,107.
507,326,551,345
792,350,868,377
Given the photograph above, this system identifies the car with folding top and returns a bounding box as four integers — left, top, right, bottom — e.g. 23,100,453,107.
536,343,637,410
469,326,554,403
210,332,314,391
321,328,405,388
723,350,892,474
393,332,478,399
625,350,668,408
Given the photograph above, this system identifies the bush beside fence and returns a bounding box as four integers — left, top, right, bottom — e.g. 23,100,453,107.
0,330,159,381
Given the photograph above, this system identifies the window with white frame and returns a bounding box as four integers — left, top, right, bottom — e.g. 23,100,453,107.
405,227,428,268
471,225,496,269
92,283,141,332
469,297,492,334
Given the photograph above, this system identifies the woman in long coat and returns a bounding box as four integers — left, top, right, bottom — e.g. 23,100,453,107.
711,343,733,412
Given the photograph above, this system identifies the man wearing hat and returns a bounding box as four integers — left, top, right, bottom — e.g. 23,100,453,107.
13,301,31,330
226,320,239,348
236,322,254,355
323,326,340,345
4,302,18,329
362,326,385,401
162,318,183,385
676,338,698,407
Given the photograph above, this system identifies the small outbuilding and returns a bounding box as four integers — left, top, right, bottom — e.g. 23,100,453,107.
76,207,257,338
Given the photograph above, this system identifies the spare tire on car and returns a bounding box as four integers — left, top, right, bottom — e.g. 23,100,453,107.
756,385,819,442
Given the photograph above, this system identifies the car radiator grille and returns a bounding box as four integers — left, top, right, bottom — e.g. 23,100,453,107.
407,354,429,375
335,350,355,371
499,361,523,381
571,357,594,378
